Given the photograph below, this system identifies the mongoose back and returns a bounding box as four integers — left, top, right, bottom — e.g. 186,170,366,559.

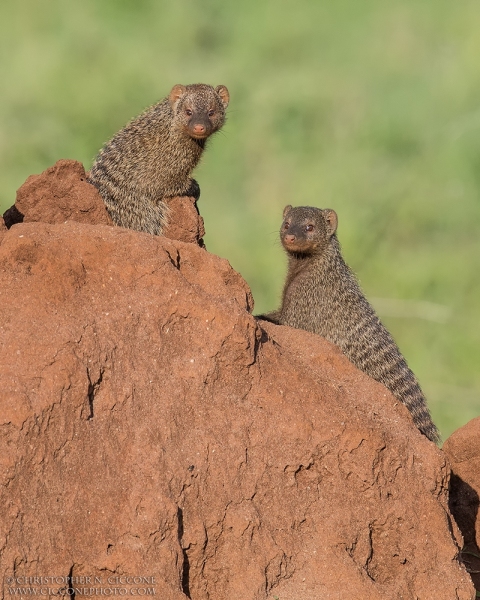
87,83,229,235
263,205,440,443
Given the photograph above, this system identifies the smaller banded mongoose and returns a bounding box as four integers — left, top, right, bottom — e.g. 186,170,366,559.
261,205,440,443
87,83,229,235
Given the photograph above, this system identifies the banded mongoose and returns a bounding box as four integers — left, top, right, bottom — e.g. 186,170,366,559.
87,83,230,235
261,205,440,443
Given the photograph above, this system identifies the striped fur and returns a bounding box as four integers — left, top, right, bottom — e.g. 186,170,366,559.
87,83,229,235
266,205,440,443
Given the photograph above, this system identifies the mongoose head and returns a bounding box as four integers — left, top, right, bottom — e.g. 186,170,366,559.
168,83,230,141
280,205,338,256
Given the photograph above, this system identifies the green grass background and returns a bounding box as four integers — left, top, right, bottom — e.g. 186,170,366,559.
1,0,479,440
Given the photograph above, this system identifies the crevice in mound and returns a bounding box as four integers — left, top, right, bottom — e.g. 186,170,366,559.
165,247,181,270
449,474,479,547
177,507,191,598
85,367,105,420
3,205,24,228
252,324,267,368
67,564,76,600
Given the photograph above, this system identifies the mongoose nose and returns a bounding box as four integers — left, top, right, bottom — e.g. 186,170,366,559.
192,124,206,135
284,234,296,244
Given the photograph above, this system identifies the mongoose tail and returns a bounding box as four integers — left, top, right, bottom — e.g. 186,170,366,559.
264,205,440,444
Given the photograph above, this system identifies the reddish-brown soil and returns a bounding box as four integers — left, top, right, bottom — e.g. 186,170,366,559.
0,214,474,598
444,417,480,594
3,159,205,245
3,159,113,228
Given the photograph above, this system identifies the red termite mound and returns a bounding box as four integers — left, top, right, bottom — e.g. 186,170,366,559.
0,161,474,599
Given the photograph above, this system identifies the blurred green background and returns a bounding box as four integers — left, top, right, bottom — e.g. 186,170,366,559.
1,0,479,440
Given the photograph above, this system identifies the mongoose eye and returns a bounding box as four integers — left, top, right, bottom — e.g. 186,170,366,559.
185,109,193,116
306,225,314,232
208,110,215,117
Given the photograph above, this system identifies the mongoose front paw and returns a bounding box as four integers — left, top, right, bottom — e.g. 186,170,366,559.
187,179,201,201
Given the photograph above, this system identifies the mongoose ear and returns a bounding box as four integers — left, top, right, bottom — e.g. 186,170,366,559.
169,84,187,109
323,209,338,237
283,205,293,218
215,85,230,108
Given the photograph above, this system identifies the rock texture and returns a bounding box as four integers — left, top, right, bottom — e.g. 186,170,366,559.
444,417,480,592
162,195,206,245
3,159,113,228
0,220,474,600
3,159,205,245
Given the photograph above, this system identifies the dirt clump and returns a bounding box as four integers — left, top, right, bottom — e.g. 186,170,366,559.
3,159,112,228
3,159,205,244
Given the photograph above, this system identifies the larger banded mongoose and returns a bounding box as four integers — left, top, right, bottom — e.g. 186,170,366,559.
261,205,440,443
87,83,229,235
